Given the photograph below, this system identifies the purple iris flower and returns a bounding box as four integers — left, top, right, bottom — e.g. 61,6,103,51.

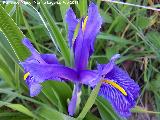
20,2,140,118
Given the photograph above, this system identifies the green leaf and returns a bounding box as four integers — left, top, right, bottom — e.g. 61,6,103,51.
0,101,35,118
99,9,113,23
5,4,16,16
39,0,71,65
0,53,15,88
37,106,75,120
97,33,133,45
84,112,100,120
0,4,30,61
77,0,87,17
21,5,41,22
42,81,64,112
96,97,121,120
146,31,160,50
77,82,101,120
0,112,31,120
106,46,119,60
6,104,35,118
0,32,18,62
135,16,150,29
132,106,160,114
20,6,41,52
58,0,70,22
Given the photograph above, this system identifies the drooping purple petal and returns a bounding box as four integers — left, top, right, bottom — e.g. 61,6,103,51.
65,8,79,47
99,66,140,117
99,83,132,117
29,83,42,97
106,66,140,102
79,54,139,117
21,38,64,97
25,76,42,97
21,62,78,83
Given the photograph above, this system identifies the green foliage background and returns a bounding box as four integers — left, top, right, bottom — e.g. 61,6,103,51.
0,0,160,119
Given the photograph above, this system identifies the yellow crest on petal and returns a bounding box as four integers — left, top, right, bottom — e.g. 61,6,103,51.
82,16,88,32
102,79,127,96
24,72,30,80
71,16,88,46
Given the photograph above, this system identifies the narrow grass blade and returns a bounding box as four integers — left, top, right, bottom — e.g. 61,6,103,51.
77,82,101,120
39,0,71,65
0,101,36,118
37,106,75,120
132,106,160,114
77,0,87,17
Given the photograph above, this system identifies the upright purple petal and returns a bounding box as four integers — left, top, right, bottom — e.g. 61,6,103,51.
101,54,120,75
99,66,140,117
73,3,102,70
24,54,59,64
65,8,79,47
84,3,102,55
22,38,45,64
74,27,90,70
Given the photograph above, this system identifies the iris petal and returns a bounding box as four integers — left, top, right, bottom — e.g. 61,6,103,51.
99,83,132,117
22,38,45,63
106,66,140,101
24,54,59,64
68,83,81,116
74,27,89,70
21,62,78,82
25,76,42,97
84,3,102,55
29,83,42,97
80,70,99,86
101,54,120,75
65,8,79,47
21,39,64,97
99,66,140,117
41,54,59,64
73,2,102,70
